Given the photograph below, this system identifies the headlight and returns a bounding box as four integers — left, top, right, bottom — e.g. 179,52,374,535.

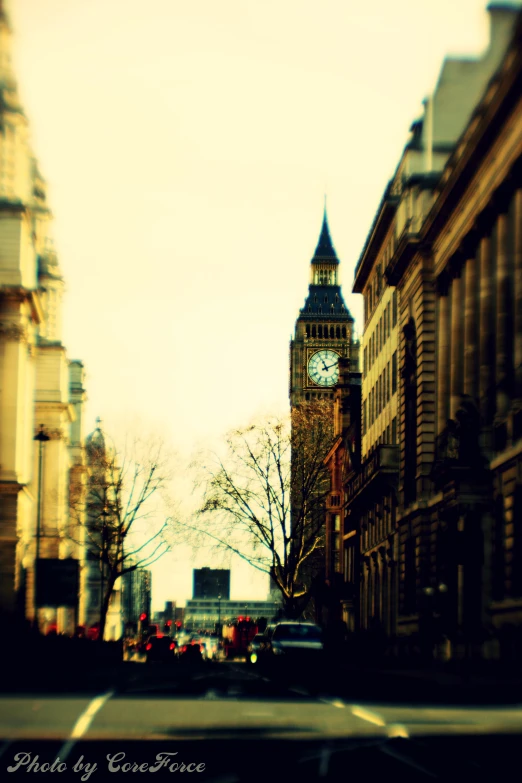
272,645,284,656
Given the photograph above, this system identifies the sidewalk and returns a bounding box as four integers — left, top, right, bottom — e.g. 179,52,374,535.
329,660,522,705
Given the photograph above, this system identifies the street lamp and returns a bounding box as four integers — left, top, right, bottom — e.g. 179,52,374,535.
99,503,110,641
33,424,50,632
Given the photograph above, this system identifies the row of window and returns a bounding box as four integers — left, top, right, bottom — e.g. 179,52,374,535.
305,324,347,339
304,391,334,401
362,353,398,433
362,498,396,552
363,291,397,373
365,239,396,321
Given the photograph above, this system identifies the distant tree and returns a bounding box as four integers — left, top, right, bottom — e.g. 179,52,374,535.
186,401,333,619
70,431,171,641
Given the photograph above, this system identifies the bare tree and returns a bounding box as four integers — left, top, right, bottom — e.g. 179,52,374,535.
187,401,333,619
71,432,171,641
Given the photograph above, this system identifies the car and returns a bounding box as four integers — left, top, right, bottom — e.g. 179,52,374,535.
177,641,203,662
144,635,177,662
247,633,266,664
261,622,324,669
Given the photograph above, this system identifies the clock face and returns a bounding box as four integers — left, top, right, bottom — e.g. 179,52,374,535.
308,350,340,387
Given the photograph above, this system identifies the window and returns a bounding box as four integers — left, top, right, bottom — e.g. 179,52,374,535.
342,326,346,338
312,325,316,337
364,348,367,374
336,326,340,339
306,324,310,337
383,308,387,342
392,417,397,444
392,352,397,394
392,290,398,327
363,399,367,435
318,325,323,338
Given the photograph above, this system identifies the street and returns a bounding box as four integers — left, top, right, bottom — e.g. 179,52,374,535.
2,658,522,780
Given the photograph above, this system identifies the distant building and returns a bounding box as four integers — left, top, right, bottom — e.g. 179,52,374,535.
184,598,280,628
121,568,152,625
193,568,230,600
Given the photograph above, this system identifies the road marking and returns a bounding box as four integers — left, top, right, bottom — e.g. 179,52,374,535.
0,740,12,761
350,705,386,727
319,746,331,777
58,689,114,762
320,698,345,709
289,686,310,696
387,723,410,738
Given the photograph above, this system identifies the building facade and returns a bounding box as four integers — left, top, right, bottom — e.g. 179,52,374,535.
193,568,230,600
0,2,87,633
326,3,522,661
184,598,281,629
290,209,358,408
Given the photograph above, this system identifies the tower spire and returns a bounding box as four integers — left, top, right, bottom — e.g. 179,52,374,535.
311,204,338,264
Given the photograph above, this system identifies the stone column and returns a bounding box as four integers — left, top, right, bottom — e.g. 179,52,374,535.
437,285,451,435
479,234,496,425
450,269,464,420
514,189,522,401
495,210,513,419
463,250,479,400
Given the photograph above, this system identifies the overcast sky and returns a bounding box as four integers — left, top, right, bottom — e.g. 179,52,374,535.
9,0,510,610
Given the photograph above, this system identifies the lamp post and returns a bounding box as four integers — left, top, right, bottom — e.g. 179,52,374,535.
99,503,110,641
33,424,50,632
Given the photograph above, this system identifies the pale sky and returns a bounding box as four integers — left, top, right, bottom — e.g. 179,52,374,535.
9,0,508,610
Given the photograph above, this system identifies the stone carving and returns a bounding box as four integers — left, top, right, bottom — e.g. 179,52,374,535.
0,322,27,342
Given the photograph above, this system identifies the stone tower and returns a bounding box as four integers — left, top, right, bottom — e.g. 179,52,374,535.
290,209,358,409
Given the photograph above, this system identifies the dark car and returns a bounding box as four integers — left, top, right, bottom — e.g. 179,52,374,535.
247,633,266,664
145,635,176,662
262,622,324,670
178,641,203,661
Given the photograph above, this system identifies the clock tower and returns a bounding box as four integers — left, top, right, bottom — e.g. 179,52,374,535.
290,209,358,409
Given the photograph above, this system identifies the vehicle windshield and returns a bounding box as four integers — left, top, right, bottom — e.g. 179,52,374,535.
272,624,323,640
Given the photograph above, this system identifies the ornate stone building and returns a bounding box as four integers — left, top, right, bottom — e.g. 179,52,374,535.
289,209,358,408
331,3,522,660
0,2,87,632
289,209,360,618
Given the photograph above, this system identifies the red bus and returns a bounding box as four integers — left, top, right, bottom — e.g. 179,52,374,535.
222,616,258,659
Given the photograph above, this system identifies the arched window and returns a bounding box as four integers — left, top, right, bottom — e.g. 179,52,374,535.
305,324,310,337
336,326,340,338
319,306,322,314
342,327,346,338
331,305,335,314
330,326,334,338
324,295,328,303
335,294,339,304
318,325,323,338
312,325,316,338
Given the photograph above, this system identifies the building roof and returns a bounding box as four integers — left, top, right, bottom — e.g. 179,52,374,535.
299,284,353,319
311,208,339,264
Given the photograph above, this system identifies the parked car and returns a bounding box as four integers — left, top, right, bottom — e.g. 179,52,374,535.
145,635,177,662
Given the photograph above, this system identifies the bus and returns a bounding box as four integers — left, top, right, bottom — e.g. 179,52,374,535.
222,616,258,659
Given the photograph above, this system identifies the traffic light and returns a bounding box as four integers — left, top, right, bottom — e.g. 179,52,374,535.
166,620,172,627
140,613,147,622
